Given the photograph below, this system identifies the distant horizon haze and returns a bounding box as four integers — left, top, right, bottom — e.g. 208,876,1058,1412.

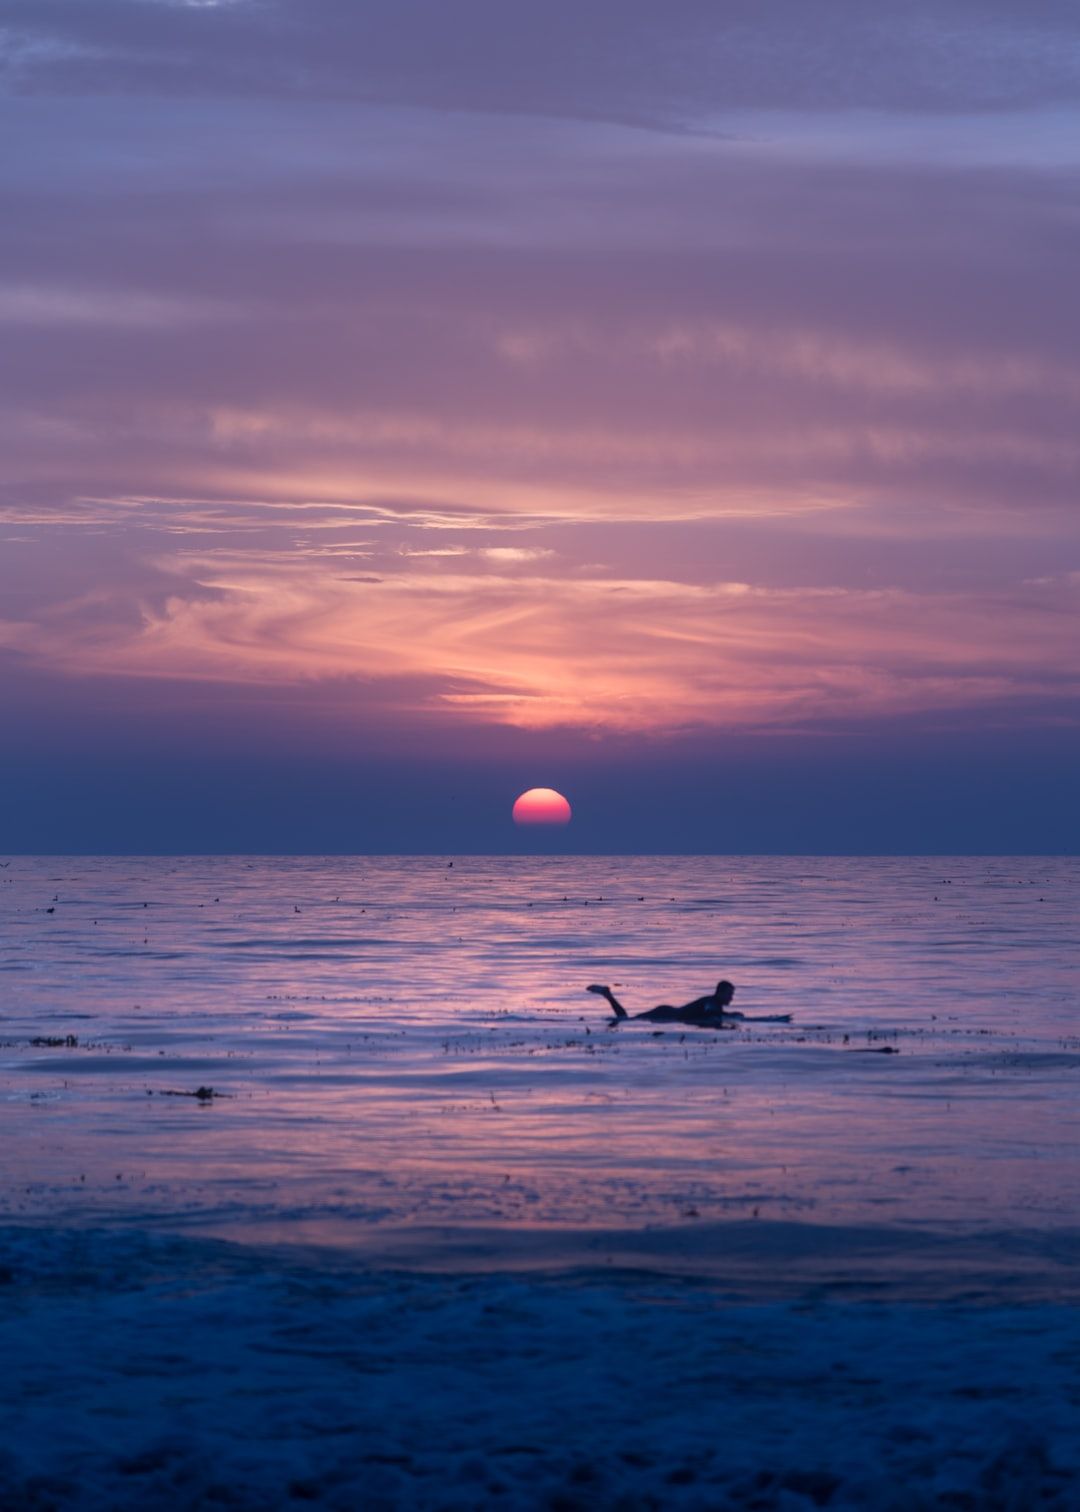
2,711,1075,855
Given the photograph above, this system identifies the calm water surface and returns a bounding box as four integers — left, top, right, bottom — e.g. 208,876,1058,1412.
1,856,1078,1266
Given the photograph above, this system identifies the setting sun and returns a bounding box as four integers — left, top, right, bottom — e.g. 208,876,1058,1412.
512,787,572,826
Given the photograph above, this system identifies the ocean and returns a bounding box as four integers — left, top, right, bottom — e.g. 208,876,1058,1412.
4,854,1078,1267
2,854,1079,1506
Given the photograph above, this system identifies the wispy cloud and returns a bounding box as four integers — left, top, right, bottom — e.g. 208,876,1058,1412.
5,542,1077,736
7,1,1080,124
0,282,229,327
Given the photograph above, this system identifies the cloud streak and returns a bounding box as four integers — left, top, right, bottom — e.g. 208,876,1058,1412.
8,0,1080,123
4,535,1077,737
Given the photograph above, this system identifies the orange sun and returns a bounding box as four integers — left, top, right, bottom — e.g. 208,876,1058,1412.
512,787,572,826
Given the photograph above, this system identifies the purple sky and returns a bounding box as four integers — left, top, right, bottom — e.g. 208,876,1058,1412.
1,1,1078,850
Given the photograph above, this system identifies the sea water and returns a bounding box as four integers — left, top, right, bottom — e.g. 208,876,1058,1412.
5,854,1080,1506
2,855,1078,1286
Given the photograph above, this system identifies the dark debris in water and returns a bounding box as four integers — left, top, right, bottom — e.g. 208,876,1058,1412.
150,1086,230,1101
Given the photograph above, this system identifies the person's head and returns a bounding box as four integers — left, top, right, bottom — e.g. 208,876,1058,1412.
715,980,735,1006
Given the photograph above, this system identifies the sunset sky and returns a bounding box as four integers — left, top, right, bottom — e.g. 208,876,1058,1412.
2,0,1078,852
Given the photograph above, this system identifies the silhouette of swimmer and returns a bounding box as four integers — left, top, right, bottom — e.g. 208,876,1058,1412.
587,981,791,1026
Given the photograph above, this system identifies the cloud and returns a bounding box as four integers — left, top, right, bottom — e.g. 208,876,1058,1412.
0,282,229,327
481,547,555,563
3,118,1078,535
6,0,1080,124
4,540,1076,736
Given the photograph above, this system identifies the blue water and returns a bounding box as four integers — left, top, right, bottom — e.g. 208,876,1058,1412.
1,855,1078,1273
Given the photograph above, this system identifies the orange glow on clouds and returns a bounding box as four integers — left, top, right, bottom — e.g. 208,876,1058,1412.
512,788,572,825
3,540,1077,737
